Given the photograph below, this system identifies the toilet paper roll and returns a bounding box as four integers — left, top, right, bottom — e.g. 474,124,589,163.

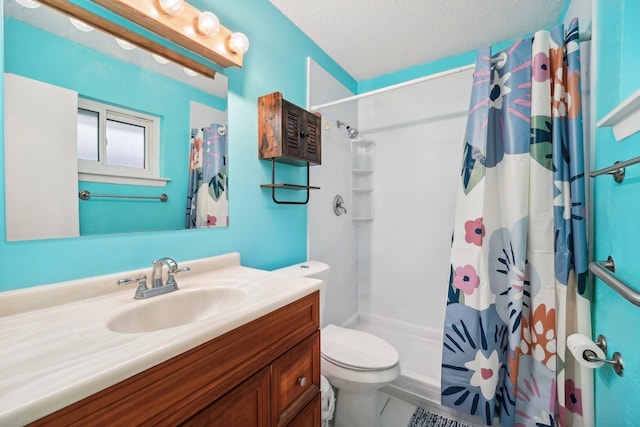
567,333,605,368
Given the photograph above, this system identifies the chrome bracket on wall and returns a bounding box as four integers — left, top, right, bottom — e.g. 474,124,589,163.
589,256,640,307
589,157,640,183
582,334,625,377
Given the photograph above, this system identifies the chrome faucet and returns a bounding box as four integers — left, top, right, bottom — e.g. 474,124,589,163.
118,257,190,299
151,257,178,288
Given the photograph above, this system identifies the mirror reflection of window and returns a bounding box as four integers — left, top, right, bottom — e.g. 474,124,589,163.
106,119,145,169
77,108,99,162
77,98,160,182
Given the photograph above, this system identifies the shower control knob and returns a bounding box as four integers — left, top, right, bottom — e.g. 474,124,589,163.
297,376,307,387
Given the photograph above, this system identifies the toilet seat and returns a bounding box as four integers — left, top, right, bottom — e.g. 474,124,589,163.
321,324,399,371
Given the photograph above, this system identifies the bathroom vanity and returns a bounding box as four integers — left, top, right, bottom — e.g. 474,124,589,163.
0,253,322,426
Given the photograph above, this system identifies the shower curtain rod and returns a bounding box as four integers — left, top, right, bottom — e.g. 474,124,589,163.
310,30,592,112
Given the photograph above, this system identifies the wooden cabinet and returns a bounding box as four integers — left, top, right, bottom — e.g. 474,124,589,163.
258,92,322,203
287,398,322,427
30,292,321,427
183,367,271,427
271,333,320,426
258,92,321,166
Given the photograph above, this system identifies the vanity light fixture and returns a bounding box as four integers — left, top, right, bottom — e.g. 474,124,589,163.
183,67,198,77
156,0,184,16
35,0,247,78
91,0,248,68
115,37,136,50
69,17,94,32
196,11,220,36
152,53,170,64
228,32,250,54
15,0,41,8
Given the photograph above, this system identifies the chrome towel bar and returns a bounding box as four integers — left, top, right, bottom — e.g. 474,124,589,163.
589,155,640,183
78,190,169,202
589,256,640,307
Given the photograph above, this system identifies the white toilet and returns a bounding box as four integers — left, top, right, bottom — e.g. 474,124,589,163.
274,261,400,427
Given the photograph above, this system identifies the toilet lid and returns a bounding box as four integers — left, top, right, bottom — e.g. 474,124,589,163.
321,324,399,371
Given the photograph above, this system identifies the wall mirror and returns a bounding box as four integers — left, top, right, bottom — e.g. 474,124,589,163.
3,0,229,241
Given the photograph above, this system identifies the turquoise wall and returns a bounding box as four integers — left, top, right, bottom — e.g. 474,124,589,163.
593,0,640,424
0,0,356,291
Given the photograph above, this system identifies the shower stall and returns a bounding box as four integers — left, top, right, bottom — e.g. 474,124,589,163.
308,57,472,413
307,17,593,415
352,69,473,410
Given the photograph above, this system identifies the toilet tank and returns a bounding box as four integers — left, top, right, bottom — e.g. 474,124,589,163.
273,260,329,326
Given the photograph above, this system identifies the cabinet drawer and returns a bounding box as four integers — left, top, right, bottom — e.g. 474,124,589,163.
271,331,320,426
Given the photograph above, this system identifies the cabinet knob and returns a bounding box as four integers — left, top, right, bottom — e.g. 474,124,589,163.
299,130,310,138
297,376,307,387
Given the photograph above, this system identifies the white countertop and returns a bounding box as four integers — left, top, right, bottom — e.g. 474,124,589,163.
0,253,321,426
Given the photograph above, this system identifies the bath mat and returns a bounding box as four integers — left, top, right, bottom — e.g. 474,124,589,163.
407,407,472,427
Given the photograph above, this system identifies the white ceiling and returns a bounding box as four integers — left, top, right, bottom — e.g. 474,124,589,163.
267,0,566,81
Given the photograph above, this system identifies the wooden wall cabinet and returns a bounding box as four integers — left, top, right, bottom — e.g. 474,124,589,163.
30,293,321,427
258,92,322,204
259,92,321,167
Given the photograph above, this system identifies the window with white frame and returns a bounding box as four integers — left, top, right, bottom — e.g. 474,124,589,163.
77,98,166,186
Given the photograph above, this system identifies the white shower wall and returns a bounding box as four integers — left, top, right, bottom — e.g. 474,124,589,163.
307,59,359,327
307,61,477,405
357,70,473,334
307,60,474,335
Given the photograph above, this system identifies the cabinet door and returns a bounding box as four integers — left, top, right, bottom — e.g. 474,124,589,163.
286,398,321,427
301,111,321,165
182,367,270,427
282,99,303,159
281,99,321,165
271,331,320,426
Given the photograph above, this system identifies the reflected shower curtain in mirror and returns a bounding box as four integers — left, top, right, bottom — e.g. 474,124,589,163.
441,19,591,426
185,123,228,228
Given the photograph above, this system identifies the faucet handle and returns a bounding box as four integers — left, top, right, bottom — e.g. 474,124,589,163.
166,266,190,286
118,274,147,287
118,274,150,299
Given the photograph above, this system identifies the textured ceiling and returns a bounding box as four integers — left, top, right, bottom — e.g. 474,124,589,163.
268,0,566,81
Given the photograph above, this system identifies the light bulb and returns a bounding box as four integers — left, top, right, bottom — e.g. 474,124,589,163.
69,18,94,32
152,54,170,64
228,32,249,54
115,38,136,51
183,67,198,77
157,0,184,16
15,0,40,8
196,11,220,36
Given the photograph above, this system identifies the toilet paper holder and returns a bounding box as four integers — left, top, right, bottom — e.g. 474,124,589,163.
581,334,624,377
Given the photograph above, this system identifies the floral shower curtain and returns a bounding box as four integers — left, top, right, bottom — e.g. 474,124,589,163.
185,123,228,228
441,19,592,426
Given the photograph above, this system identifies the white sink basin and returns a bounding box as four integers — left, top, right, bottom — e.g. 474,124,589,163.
107,287,248,333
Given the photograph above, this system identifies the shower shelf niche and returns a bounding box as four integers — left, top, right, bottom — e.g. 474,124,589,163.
351,139,375,222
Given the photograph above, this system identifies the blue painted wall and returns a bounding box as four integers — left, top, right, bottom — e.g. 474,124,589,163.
593,0,640,424
0,0,356,291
